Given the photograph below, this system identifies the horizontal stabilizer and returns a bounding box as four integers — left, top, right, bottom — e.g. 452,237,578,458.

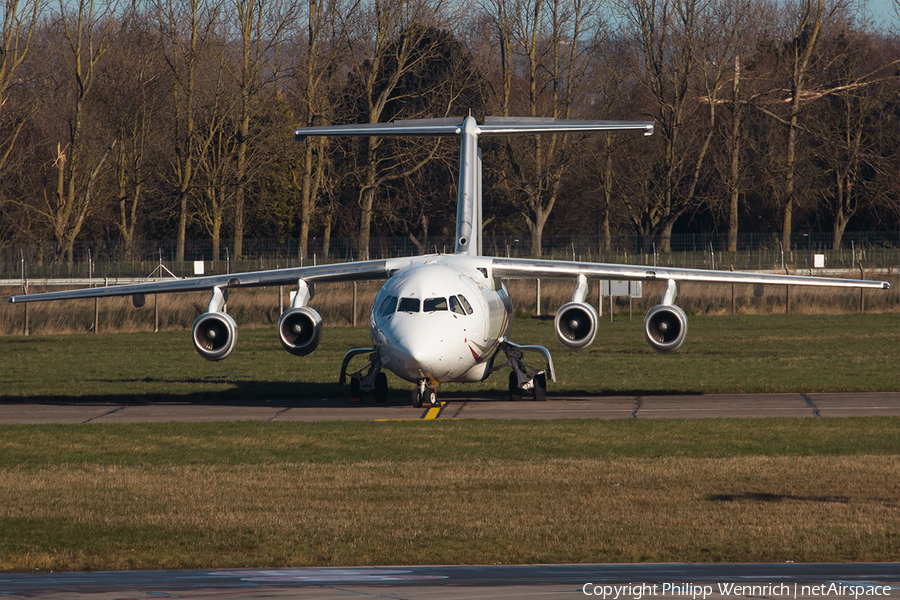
295,121,463,141
480,117,654,136
295,116,653,141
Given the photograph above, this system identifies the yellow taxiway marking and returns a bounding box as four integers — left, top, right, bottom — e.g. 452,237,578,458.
423,401,447,420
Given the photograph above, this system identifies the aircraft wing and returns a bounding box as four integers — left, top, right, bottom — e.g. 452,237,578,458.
489,257,891,290
8,258,413,304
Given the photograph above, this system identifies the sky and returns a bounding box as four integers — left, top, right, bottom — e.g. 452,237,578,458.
864,0,899,29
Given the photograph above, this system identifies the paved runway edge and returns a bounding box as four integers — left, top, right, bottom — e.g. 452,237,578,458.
2,563,899,599
2,393,900,424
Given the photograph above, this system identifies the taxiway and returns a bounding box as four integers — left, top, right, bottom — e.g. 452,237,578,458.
2,392,899,424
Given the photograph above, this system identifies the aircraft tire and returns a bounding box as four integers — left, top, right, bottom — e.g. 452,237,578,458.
425,387,437,407
412,389,423,408
508,372,523,402
374,373,388,403
533,372,547,401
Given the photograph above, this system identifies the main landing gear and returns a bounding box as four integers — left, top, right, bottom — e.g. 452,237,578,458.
508,370,547,402
492,340,556,402
340,347,388,403
412,379,438,408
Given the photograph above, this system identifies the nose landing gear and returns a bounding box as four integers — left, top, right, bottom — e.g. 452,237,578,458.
412,380,438,408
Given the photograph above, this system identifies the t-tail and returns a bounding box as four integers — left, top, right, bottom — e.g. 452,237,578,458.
294,116,654,257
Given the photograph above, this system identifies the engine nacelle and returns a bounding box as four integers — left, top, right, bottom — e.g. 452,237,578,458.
192,312,238,361
278,306,322,356
554,301,598,351
643,304,688,354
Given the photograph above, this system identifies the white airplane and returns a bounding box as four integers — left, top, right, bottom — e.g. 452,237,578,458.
8,116,891,407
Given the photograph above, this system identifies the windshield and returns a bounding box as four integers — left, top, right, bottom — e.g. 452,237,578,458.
423,297,448,312
397,297,420,313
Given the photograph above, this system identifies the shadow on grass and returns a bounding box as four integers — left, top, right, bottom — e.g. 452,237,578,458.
707,492,899,508
708,492,851,503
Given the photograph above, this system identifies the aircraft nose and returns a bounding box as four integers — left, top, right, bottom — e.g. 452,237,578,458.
398,336,445,375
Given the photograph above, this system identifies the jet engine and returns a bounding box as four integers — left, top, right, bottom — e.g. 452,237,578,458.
192,312,238,361
643,304,687,354
278,306,322,356
554,301,598,350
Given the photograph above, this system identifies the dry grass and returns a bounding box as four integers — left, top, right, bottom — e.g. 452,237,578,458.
2,275,897,336
1,455,897,570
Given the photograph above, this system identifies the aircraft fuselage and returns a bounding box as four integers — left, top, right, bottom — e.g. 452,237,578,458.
370,255,511,384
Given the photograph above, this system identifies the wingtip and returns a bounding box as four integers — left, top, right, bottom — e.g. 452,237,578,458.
884,282,892,290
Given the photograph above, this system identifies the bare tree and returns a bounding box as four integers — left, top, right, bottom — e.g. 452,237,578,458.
226,0,295,258
809,29,899,246
290,0,358,259
95,14,167,259
490,0,600,257
696,0,762,251
36,0,128,264
156,0,223,262
0,0,43,174
616,0,707,253
776,0,852,249
340,0,458,255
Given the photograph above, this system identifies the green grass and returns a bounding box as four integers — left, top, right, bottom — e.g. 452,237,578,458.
1,313,897,570
1,313,897,400
0,419,898,570
2,418,900,467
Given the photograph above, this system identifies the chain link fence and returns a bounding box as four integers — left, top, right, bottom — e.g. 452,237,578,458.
2,232,898,279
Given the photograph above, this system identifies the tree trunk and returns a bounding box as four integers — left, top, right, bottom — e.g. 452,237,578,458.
358,138,378,258
322,213,332,259
727,55,741,253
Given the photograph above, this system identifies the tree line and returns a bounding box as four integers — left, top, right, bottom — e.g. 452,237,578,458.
0,0,898,264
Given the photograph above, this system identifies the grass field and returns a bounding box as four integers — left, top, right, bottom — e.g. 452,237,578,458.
1,418,898,570
1,313,898,571
0,312,897,400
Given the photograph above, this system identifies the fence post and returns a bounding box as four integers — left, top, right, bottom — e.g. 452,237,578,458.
597,280,602,318
154,294,159,333
536,279,541,316
22,280,29,336
352,282,358,327
859,264,865,312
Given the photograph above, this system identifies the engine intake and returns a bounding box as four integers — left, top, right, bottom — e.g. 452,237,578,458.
278,306,322,356
192,312,238,361
643,304,687,353
554,301,598,351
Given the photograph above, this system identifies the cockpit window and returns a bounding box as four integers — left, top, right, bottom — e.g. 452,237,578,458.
449,296,466,315
378,295,398,317
397,297,420,313
423,297,448,312
456,294,473,315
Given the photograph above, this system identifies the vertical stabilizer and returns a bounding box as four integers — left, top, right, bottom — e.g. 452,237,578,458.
293,116,653,259
477,147,483,256
455,117,481,255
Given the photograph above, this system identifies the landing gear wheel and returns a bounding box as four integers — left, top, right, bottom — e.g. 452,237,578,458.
532,372,547,402
350,377,362,403
412,389,423,408
374,372,388,403
508,371,523,402
424,387,438,407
